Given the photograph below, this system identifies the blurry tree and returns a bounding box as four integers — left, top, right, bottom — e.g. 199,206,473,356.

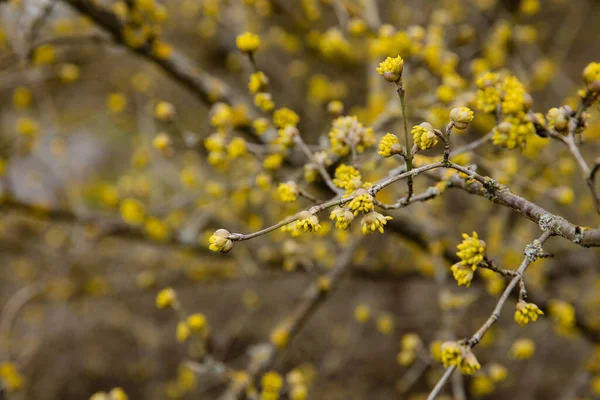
0,0,600,399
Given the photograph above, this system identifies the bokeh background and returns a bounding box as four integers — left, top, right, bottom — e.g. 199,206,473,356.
1,0,600,399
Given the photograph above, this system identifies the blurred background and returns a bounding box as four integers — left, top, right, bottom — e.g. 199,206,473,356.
0,0,600,399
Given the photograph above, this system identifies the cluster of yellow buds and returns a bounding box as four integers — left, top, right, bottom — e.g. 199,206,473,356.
440,341,481,375
583,61,600,88
296,211,321,232
329,207,355,230
152,133,173,157
347,188,374,215
114,0,169,56
480,74,535,150
449,107,475,130
412,122,438,150
450,232,486,286
156,287,178,309
154,101,176,122
248,71,269,94
0,362,25,392
333,164,362,192
236,32,261,53
509,338,535,360
397,333,423,366
514,300,544,326
209,229,234,253
286,368,310,400
450,262,475,287
328,116,375,156
456,232,486,268
277,181,299,203
260,371,283,399
360,211,392,235
177,313,209,343
546,106,572,133
548,299,576,334
376,55,404,82
377,132,402,157
273,107,300,129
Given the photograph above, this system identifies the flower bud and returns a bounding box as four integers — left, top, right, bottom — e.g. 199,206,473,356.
209,229,233,253
449,107,474,130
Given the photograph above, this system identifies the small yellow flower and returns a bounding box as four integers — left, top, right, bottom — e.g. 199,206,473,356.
108,387,128,400
327,100,344,115
227,137,247,159
333,164,361,191
546,107,570,132
514,300,544,326
348,17,367,36
401,333,422,351
450,262,474,287
376,55,404,82
120,198,146,225
248,71,269,94
263,153,283,170
460,352,481,375
209,229,233,253
253,118,270,135
107,93,127,113
236,32,261,52
317,275,331,292
144,217,170,241
354,304,370,323
270,325,290,348
412,122,438,150
176,321,191,343
583,61,600,86
273,107,300,128
509,338,535,360
186,313,207,333
58,63,80,83
378,132,401,157
152,133,172,152
154,101,176,121
488,363,508,382
441,341,463,367
0,362,25,392
329,207,354,230
450,107,475,130
16,117,39,136
261,371,284,392
377,313,394,335
32,44,56,65
210,102,234,129
348,188,374,216
254,92,275,111
12,86,32,109
397,350,416,366
456,232,486,268
548,299,576,330
156,287,177,309
296,211,321,232
277,181,299,203
360,211,392,235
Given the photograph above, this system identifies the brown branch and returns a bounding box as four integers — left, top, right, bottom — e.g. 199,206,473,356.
441,172,600,247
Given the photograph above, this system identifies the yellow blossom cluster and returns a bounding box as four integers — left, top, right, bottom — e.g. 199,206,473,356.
440,342,481,375
328,116,375,156
332,164,361,192
514,300,544,326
